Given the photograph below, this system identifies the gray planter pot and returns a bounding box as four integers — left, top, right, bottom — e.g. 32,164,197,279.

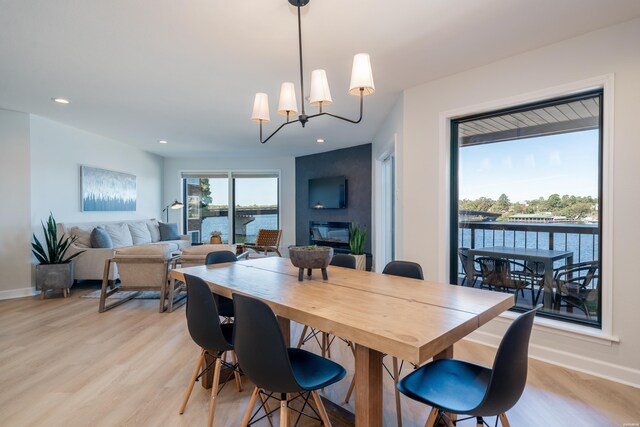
289,246,334,281
35,262,74,291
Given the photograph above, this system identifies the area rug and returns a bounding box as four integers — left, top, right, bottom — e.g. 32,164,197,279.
81,290,163,299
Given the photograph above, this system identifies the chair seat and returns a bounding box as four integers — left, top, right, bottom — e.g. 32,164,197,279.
397,358,491,414
216,295,234,318
288,348,346,390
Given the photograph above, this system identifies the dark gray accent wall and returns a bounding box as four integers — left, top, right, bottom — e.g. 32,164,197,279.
295,144,372,253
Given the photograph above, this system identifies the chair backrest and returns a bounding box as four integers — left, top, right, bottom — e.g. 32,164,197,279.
114,244,172,288
205,250,238,265
382,260,424,280
232,293,302,393
255,229,282,247
554,261,599,290
184,274,232,353
330,254,357,269
474,306,539,416
458,248,469,274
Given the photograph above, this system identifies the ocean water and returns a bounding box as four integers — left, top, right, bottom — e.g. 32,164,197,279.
200,214,278,243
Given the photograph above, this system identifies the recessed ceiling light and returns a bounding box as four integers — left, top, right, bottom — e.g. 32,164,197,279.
52,97,70,104
316,138,325,144
159,140,168,144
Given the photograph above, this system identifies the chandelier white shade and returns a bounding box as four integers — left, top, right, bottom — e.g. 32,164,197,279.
251,93,270,123
252,0,375,144
349,53,375,96
277,82,298,116
309,69,333,107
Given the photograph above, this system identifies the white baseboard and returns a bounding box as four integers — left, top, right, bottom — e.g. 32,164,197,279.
465,330,640,389
0,287,36,300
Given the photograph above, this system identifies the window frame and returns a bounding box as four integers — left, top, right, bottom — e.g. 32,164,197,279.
437,75,615,339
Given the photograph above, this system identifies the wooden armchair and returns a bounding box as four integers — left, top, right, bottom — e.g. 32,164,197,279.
244,229,283,257
99,244,181,313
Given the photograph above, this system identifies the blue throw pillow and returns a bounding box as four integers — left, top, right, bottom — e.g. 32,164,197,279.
90,226,113,248
158,222,180,241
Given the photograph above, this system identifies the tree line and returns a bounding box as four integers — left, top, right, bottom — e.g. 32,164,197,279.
460,193,598,221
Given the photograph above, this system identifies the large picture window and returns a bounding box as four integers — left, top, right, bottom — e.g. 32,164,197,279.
450,90,603,328
182,172,279,245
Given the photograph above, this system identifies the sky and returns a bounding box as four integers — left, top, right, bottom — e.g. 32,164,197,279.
204,177,278,206
459,129,599,202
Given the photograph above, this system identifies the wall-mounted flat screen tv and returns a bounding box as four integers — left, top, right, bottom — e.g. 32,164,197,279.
309,176,347,209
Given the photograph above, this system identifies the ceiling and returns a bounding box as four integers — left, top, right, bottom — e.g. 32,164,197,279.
1,0,639,158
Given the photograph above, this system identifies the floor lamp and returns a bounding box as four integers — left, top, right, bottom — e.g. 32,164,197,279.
163,200,184,222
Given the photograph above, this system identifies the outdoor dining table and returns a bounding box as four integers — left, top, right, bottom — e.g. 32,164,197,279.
465,246,574,307
171,257,514,427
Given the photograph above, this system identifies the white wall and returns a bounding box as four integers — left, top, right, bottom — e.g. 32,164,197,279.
402,18,640,385
371,96,404,270
163,156,296,254
0,109,32,297
30,115,164,229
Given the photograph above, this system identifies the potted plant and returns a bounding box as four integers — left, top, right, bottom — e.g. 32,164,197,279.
209,230,223,244
32,213,84,299
289,245,334,281
349,222,367,270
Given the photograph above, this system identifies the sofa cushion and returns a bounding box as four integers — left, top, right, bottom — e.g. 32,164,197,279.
69,226,93,248
104,223,134,248
147,219,161,243
90,226,113,248
158,222,179,241
128,221,152,245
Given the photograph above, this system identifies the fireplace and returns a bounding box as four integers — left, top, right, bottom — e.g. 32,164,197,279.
309,221,350,250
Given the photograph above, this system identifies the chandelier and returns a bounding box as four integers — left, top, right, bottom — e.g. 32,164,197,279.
251,0,375,144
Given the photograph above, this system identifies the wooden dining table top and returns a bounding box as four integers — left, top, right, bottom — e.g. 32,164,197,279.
171,257,514,365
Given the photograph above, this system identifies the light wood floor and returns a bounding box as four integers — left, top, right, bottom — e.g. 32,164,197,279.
1,288,639,427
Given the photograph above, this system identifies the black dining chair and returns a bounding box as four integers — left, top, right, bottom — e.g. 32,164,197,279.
344,260,425,427
233,293,346,427
179,274,243,427
458,248,482,286
330,254,357,269
205,250,239,320
382,260,424,280
297,254,357,357
397,306,540,427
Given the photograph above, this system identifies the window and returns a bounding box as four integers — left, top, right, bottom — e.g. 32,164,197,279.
450,90,603,328
182,172,279,245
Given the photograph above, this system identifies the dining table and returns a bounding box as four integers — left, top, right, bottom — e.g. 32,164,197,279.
170,256,514,427
465,246,574,307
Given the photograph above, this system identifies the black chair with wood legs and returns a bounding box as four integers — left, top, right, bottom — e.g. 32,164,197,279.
233,293,346,427
296,254,357,358
178,274,243,427
344,260,425,427
398,306,540,427
205,250,239,320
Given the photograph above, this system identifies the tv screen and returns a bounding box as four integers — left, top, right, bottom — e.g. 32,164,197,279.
309,176,347,209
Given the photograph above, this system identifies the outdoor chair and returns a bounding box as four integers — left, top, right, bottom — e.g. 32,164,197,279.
553,260,599,320
397,306,540,427
232,293,346,427
99,244,181,313
244,229,283,257
476,257,541,305
458,248,482,286
179,274,242,427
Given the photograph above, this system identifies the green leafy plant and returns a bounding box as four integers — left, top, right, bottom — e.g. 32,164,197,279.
210,230,223,237
32,213,84,264
349,223,367,255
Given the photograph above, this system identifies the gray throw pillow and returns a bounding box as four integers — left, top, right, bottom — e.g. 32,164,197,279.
90,226,114,248
158,222,180,241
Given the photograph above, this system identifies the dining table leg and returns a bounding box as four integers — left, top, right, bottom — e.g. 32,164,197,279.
543,259,554,308
354,344,383,427
277,316,291,347
433,344,453,360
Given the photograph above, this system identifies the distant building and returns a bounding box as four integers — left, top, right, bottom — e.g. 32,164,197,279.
509,214,570,223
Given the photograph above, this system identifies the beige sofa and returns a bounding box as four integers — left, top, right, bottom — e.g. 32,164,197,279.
57,219,191,281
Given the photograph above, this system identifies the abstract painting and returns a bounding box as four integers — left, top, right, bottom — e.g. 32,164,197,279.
81,166,136,211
